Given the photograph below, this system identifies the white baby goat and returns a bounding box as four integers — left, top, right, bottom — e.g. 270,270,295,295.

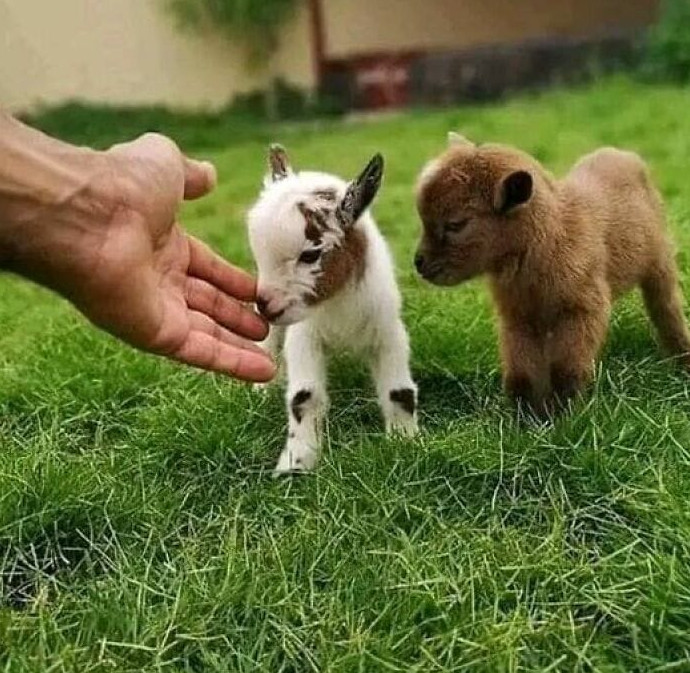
247,145,418,474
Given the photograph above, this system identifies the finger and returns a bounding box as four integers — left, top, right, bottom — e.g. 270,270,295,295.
173,330,276,382
187,237,258,302
185,277,267,341
189,311,267,355
184,158,217,200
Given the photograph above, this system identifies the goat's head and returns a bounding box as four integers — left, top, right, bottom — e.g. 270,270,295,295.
248,145,384,325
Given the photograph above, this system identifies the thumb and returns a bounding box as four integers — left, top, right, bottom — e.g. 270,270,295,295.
183,157,217,200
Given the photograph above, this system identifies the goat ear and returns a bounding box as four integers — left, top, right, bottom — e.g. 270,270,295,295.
336,153,384,228
266,143,293,183
448,131,474,148
494,170,533,214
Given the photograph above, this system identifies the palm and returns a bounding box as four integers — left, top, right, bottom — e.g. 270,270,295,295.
75,134,275,382
148,225,195,353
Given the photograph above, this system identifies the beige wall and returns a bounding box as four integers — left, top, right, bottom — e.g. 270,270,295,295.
1,0,659,112
323,0,659,58
0,0,314,112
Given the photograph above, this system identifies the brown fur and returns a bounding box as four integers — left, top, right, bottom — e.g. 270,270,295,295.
306,227,367,305
298,203,327,243
416,140,690,415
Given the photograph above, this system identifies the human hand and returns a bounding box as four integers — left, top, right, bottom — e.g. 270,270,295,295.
0,124,275,382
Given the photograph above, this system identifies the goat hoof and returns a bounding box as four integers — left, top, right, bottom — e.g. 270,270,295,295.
273,445,317,476
387,418,419,438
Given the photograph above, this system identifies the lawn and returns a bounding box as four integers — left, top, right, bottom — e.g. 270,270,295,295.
3,77,690,672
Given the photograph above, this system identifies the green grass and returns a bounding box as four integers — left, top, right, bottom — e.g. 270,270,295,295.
3,77,690,671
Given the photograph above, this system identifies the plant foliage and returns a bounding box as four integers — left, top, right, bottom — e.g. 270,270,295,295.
642,0,690,82
166,0,301,63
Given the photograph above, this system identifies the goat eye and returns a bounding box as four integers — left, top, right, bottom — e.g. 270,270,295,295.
298,248,322,264
445,218,470,233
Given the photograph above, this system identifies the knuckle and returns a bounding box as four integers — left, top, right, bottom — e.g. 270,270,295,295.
141,132,176,149
228,349,243,376
139,133,181,167
211,287,224,316
212,321,223,342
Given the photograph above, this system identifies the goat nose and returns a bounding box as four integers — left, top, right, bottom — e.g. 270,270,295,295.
414,252,425,273
256,296,269,317
256,296,285,322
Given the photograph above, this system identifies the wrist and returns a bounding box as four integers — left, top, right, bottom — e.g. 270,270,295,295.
0,117,117,286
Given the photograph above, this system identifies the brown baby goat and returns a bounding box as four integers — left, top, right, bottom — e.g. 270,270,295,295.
415,132,690,415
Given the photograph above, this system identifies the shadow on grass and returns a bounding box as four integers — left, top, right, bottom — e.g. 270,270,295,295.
415,368,503,422
0,520,114,610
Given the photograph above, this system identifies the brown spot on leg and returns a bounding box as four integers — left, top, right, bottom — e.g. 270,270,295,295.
390,388,416,415
291,389,312,423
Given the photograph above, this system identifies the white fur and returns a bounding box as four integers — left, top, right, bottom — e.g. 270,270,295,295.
248,167,418,474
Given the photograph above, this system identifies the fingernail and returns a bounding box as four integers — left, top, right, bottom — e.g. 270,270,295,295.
202,161,217,189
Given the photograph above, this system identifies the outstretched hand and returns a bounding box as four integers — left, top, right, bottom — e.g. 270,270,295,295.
80,134,275,381
0,124,275,382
